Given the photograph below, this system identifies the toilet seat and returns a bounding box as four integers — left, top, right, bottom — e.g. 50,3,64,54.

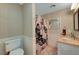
9,48,24,55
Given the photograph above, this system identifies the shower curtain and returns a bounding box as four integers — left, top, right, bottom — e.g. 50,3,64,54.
35,15,48,54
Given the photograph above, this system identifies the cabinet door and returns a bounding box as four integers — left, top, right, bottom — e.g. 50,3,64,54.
58,43,79,55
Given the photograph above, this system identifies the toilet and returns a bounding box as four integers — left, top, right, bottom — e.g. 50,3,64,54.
9,48,24,55
4,39,24,55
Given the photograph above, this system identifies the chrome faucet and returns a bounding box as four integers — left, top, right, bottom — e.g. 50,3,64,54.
70,32,76,40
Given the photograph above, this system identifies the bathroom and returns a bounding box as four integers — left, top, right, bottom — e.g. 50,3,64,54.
35,3,79,55
0,3,34,55
0,3,79,55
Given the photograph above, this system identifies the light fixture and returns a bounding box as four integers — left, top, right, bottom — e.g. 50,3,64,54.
71,3,79,11
74,3,79,12
71,3,78,10
50,4,56,8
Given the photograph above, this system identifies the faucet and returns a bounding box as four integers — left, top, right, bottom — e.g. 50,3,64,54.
70,31,76,40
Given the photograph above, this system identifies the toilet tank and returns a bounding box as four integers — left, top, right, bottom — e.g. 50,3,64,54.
4,39,21,53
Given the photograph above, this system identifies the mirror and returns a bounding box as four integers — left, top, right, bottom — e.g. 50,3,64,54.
73,8,79,31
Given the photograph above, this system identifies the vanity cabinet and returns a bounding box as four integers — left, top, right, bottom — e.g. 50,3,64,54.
58,43,79,55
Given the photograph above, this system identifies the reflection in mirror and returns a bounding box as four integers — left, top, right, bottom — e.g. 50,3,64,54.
74,8,79,31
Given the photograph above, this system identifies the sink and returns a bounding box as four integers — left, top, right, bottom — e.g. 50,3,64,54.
64,37,70,40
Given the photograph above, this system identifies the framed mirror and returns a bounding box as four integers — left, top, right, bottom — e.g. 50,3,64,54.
73,8,79,31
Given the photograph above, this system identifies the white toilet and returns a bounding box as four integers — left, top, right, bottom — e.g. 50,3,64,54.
9,48,24,55
4,39,24,55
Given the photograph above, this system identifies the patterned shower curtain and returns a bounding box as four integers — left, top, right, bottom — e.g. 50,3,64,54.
35,15,48,47
35,15,57,55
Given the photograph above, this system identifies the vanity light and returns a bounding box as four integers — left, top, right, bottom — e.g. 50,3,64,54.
74,4,79,12
71,3,78,10
71,3,79,12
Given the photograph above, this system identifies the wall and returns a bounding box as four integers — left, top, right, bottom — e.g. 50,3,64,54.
42,8,73,34
42,7,79,54
42,8,73,47
0,4,24,38
0,3,33,55
23,3,32,37
23,3,33,55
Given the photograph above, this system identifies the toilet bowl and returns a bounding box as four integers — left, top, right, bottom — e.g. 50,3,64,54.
9,48,24,55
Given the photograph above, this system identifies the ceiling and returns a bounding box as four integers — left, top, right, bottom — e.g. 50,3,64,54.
36,3,72,15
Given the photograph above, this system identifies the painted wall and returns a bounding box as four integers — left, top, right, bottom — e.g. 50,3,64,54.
42,8,73,47
42,8,73,34
23,3,32,37
42,7,79,54
23,4,33,55
0,4,24,38
23,36,33,55
0,3,33,55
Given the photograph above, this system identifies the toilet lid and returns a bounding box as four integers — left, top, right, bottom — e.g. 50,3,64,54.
9,48,24,55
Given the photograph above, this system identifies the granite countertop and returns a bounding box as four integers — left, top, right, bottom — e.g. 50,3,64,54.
58,35,79,47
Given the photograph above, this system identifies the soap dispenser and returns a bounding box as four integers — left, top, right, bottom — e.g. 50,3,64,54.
62,26,66,36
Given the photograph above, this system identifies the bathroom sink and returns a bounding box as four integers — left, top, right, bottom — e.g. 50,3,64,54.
62,35,77,40
62,36,72,40
63,37,71,40
58,35,79,47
